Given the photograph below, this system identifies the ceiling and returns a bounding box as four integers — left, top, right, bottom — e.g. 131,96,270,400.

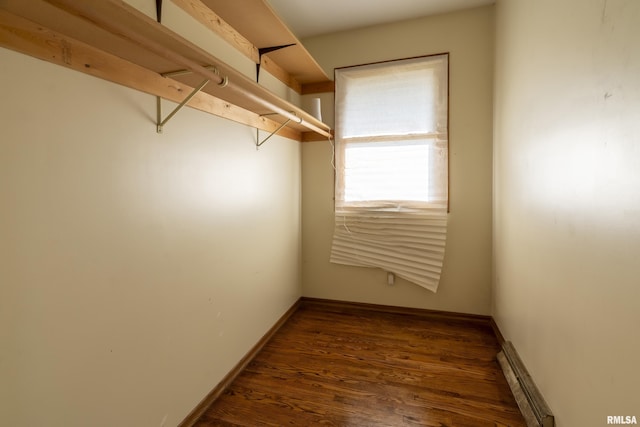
266,0,494,39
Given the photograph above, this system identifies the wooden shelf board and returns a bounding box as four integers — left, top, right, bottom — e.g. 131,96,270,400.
0,0,331,138
199,0,330,84
0,8,303,140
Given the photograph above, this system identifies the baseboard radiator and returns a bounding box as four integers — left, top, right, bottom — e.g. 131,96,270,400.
497,341,554,427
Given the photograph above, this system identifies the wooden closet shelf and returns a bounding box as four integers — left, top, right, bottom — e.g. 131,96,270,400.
198,0,330,85
0,0,332,140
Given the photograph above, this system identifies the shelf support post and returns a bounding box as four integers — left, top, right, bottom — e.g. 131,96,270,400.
156,78,210,133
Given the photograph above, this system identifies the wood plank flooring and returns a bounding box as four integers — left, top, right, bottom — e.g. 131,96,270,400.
193,300,526,426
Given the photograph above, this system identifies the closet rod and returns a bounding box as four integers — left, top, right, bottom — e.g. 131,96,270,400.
44,0,331,138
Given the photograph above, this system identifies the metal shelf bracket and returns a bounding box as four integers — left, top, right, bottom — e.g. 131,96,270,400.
156,66,228,133
156,79,209,133
256,43,295,82
256,111,302,148
256,118,291,148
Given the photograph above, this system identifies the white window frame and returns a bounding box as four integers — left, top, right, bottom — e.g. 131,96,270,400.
330,54,449,292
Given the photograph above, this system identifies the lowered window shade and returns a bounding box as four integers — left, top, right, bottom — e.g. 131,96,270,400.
330,54,449,292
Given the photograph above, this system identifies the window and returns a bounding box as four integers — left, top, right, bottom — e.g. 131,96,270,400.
330,54,449,292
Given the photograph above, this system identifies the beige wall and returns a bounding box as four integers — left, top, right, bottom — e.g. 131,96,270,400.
0,4,302,426
493,0,640,425
301,6,495,314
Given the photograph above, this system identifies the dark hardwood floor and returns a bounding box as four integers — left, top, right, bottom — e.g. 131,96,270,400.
193,300,526,426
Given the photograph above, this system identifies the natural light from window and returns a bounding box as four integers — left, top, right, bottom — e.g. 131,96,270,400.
330,53,449,293
344,140,431,202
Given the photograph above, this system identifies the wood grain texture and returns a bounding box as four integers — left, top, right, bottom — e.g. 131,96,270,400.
179,300,302,427
199,0,331,84
0,0,332,138
0,9,301,141
301,80,336,95
193,300,526,426
171,0,303,94
171,0,259,63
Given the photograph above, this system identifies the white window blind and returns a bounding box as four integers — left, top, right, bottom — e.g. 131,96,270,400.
330,54,449,292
